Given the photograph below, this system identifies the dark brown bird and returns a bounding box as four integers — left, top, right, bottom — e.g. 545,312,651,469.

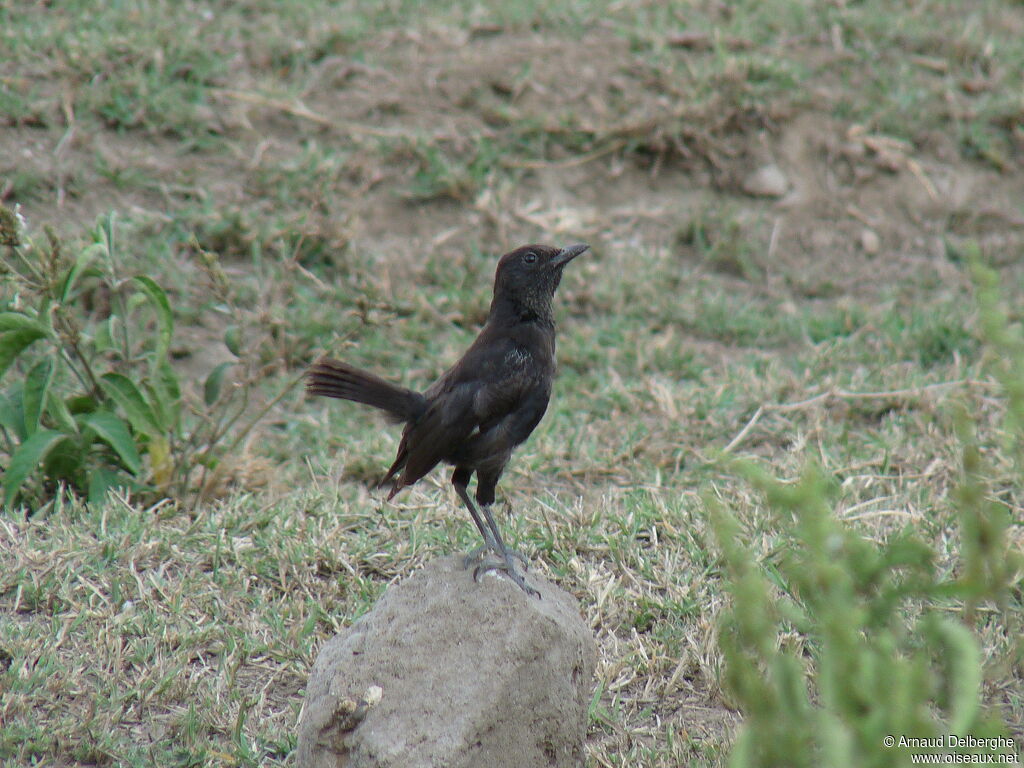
307,243,588,596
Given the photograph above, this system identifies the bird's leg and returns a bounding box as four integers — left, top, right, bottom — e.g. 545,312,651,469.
474,470,529,569
453,470,538,598
478,503,530,569
452,469,500,567
454,467,499,568
459,505,529,570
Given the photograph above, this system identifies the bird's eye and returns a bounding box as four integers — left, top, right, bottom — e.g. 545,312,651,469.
523,251,538,264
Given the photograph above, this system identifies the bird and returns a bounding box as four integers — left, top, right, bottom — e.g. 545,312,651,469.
306,243,588,597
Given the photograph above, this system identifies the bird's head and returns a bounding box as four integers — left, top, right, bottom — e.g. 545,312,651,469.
490,243,589,323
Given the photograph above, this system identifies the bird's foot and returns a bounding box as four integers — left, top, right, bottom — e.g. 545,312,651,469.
472,552,540,599
462,545,529,571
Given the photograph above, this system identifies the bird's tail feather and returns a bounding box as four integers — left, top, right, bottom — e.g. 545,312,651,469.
306,357,426,423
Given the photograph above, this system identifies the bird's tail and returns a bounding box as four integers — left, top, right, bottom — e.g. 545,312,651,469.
306,357,426,423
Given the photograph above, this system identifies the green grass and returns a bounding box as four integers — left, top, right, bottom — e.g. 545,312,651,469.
3,0,1024,766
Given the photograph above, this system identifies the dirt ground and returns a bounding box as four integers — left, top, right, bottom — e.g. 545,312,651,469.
3,16,1024,763
8,28,1024,295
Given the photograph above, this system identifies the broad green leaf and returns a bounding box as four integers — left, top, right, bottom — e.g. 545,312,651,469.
3,428,66,510
142,380,172,433
66,394,99,415
95,315,116,354
99,372,161,436
42,431,83,480
204,361,232,406
224,325,242,356
131,275,174,361
79,411,143,475
0,386,26,439
58,242,106,302
0,326,48,380
45,390,78,435
22,356,55,437
87,467,135,506
0,313,48,333
99,212,116,259
148,434,172,491
142,359,182,436
152,358,181,432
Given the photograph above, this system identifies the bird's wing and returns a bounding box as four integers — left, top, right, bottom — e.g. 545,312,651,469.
386,333,550,492
384,381,480,492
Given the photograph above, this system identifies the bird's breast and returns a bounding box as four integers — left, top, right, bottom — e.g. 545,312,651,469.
503,342,556,383
504,345,531,367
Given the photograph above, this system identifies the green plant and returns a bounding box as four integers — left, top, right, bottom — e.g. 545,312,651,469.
0,208,291,510
710,252,1024,767
1,211,171,506
960,247,1024,631
711,465,1016,768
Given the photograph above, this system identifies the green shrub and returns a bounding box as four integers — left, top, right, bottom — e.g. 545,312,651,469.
0,207,285,511
712,251,1023,767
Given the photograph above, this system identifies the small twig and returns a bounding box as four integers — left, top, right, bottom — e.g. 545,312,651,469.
766,217,782,262
198,369,307,497
52,311,103,400
722,405,764,454
844,508,916,522
777,380,978,412
840,495,896,517
905,157,938,203
214,89,421,139
502,140,628,170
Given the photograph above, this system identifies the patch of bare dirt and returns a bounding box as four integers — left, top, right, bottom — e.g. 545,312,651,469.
8,28,1023,299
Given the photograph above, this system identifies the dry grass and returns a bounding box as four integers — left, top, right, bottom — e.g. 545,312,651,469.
2,0,1024,765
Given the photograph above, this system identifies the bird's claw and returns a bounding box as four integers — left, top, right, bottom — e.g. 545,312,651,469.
471,553,540,598
463,545,529,571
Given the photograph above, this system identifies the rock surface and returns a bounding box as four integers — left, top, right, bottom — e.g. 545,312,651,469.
296,555,596,768
859,227,881,255
742,163,790,198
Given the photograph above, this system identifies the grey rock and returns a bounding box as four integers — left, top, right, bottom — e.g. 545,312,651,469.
296,555,596,768
860,228,881,255
742,163,790,198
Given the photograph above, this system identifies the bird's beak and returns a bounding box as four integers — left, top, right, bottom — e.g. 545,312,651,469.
552,243,589,268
